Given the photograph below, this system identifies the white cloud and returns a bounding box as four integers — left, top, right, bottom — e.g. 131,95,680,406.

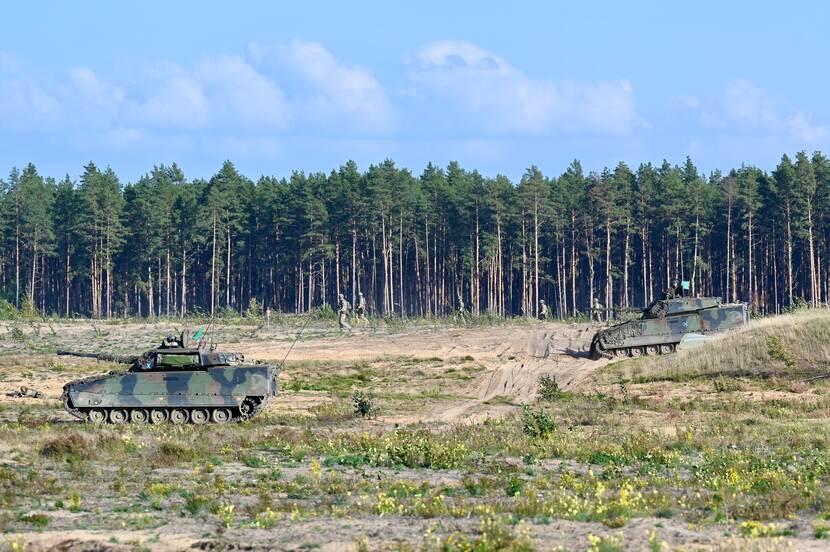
196,55,290,129
68,67,125,117
0,54,291,135
127,56,290,130
0,54,61,129
128,62,209,128
251,40,394,131
683,79,827,143
407,40,637,135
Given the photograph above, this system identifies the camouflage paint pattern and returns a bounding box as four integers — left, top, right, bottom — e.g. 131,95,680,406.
591,297,747,358
59,347,279,423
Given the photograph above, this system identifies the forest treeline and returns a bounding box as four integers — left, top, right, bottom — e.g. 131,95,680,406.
1,152,828,319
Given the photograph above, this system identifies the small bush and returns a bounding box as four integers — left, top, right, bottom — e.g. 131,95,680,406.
246,297,264,319
505,473,524,497
766,335,795,368
20,513,49,527
431,515,533,551
739,520,788,538
7,323,26,342
243,456,269,468
521,405,556,438
153,442,196,464
40,433,91,460
712,375,740,393
351,390,375,418
0,298,19,320
537,374,562,402
183,494,214,516
313,304,336,321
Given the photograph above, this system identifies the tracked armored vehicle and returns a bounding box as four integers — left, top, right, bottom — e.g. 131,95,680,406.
59,336,279,424
590,296,747,359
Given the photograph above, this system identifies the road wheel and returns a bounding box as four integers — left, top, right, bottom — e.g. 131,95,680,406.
170,408,188,424
150,408,168,424
659,344,673,355
190,408,208,425
645,345,659,356
109,408,128,424
212,408,231,424
614,348,628,358
630,347,643,358
130,408,149,424
88,409,106,424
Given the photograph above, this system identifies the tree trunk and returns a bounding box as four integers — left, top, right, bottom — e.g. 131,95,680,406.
211,212,217,317
786,203,793,305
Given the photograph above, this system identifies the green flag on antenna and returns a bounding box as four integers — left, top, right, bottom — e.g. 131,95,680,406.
192,328,205,342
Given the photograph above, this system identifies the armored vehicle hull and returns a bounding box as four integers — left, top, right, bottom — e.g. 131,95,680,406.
59,344,279,423
590,297,747,359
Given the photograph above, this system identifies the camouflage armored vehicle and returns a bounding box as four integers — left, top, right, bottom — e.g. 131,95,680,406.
58,334,279,424
590,296,747,359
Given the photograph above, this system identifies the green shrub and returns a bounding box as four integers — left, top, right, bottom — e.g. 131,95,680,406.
521,405,556,438
351,390,375,417
536,374,562,402
20,513,49,527
0,299,19,320
766,335,795,368
246,297,264,319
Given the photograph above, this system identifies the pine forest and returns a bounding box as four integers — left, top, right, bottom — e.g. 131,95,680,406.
2,152,828,319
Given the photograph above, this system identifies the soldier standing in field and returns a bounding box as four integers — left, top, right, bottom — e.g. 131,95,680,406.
539,299,549,320
337,293,352,330
592,297,604,322
455,296,468,324
355,291,367,321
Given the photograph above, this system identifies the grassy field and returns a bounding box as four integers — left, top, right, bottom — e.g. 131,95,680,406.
1,313,830,550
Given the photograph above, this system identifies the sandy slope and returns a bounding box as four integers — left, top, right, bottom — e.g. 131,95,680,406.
0,320,609,424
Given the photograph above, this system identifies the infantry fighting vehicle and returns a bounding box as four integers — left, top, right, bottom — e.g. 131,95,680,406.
590,296,747,359
58,334,279,424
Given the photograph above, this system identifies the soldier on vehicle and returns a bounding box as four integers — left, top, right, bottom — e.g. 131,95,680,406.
355,291,367,321
161,334,184,349
539,300,549,320
663,279,683,300
337,293,352,329
592,297,604,322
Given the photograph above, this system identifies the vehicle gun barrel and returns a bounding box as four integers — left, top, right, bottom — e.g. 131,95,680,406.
57,351,139,363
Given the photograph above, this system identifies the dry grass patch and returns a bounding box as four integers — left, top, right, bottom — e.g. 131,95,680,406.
39,432,93,459
605,310,830,384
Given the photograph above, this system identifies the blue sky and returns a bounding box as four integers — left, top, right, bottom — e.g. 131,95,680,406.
1,1,828,182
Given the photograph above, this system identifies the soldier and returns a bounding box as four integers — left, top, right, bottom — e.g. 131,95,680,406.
592,297,604,322
663,279,683,300
355,291,367,321
455,297,468,324
539,299,549,320
337,293,352,330
6,386,43,399
161,333,184,349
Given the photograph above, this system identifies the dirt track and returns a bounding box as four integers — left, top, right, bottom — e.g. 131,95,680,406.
0,320,608,424
234,322,606,424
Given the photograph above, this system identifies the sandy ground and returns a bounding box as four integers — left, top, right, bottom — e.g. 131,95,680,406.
0,320,608,424
3,318,829,551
